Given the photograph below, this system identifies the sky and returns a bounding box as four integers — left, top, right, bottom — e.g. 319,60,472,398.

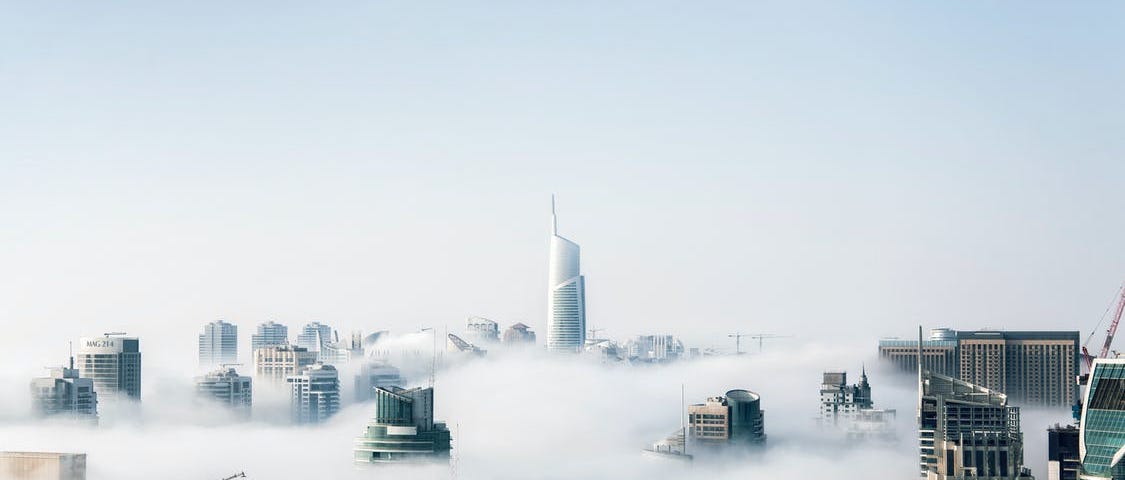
0,2,1122,477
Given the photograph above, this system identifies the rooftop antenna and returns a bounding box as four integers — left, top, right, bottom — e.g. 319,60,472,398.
681,383,687,456
421,327,436,387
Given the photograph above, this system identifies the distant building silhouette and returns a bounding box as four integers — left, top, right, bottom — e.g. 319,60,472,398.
251,321,288,352
30,357,97,423
254,345,317,383
195,367,252,419
502,323,536,345
198,320,237,368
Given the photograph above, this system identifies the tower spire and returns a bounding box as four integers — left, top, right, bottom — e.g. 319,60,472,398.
551,194,558,234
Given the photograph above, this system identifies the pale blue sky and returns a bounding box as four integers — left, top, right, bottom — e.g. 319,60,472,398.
2,1,1125,368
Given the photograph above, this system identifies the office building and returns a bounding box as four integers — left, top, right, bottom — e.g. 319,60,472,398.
0,452,86,480
547,196,586,353
501,323,536,345
296,322,333,355
818,368,872,425
198,320,237,368
254,345,317,383
354,386,452,464
195,367,252,419
288,363,340,424
1047,424,1080,480
251,321,288,351
626,335,685,363
880,328,1080,406
687,389,766,446
29,357,97,422
919,370,1032,479
1078,359,1125,480
465,317,499,345
76,334,141,401
355,361,403,402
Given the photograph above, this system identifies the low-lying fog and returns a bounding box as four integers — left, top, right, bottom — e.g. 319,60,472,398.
0,341,1072,479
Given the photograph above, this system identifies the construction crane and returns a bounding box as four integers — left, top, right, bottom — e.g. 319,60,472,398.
220,473,246,480
728,333,792,354
1083,284,1125,370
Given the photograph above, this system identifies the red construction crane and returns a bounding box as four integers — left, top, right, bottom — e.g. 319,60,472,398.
1083,285,1125,370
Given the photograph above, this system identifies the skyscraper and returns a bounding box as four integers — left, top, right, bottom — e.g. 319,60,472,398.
30,357,97,422
1047,424,1080,480
354,361,403,402
880,328,1080,407
254,345,317,383
251,321,288,351
77,334,141,401
296,322,333,360
195,367,252,419
1078,359,1125,479
353,386,452,464
287,363,340,424
917,327,1033,480
547,196,586,353
198,320,238,368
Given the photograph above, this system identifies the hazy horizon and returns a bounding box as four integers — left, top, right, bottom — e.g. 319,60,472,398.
2,1,1122,478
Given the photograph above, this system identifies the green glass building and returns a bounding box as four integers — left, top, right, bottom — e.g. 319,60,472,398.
354,386,452,464
1079,359,1125,480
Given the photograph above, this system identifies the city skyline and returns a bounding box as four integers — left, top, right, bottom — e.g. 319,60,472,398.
2,1,1124,479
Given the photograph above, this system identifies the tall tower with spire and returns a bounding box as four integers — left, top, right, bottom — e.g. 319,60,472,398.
547,195,586,353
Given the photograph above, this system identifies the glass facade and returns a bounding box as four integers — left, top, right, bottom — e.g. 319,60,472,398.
1080,360,1125,479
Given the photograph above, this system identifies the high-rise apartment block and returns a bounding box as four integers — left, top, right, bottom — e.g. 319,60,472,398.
195,367,252,418
287,363,340,424
77,334,141,401
1078,359,1125,479
687,389,766,446
1047,424,1080,480
919,369,1032,479
547,196,586,352
251,321,288,351
880,328,1079,406
198,320,237,368
0,452,86,480
254,345,317,383
354,386,452,464
30,358,97,422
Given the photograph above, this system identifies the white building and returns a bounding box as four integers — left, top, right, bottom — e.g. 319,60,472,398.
254,345,318,383
77,334,141,401
288,363,340,424
547,196,586,353
195,367,252,418
251,321,288,351
465,317,499,345
198,320,237,368
30,358,97,422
